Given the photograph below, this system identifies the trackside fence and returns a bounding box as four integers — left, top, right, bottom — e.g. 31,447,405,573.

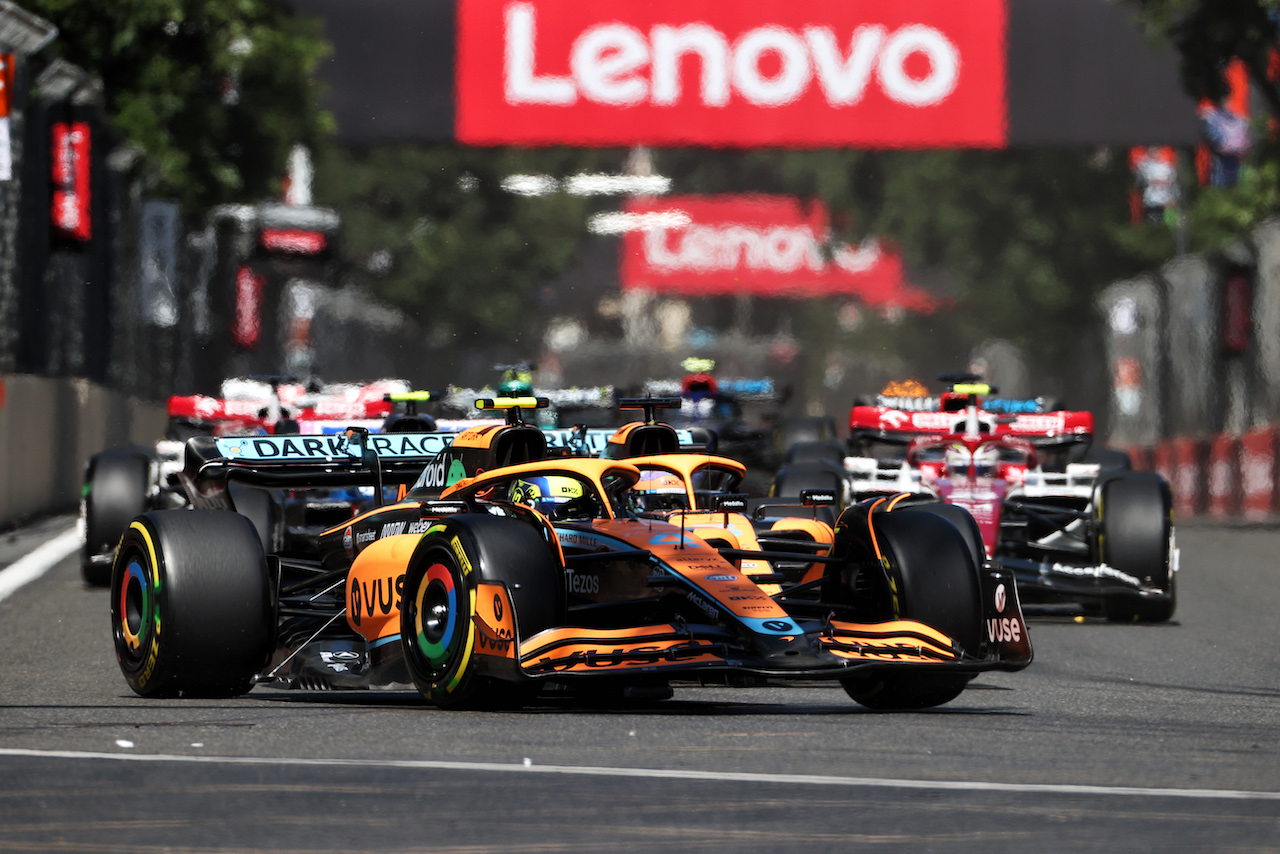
1100,216,1280,524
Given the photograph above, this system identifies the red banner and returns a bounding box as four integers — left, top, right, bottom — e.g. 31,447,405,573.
0,54,13,118
51,121,91,241
233,265,265,350
457,0,1007,148
620,194,935,308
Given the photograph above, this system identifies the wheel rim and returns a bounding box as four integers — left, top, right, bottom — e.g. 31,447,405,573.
413,562,459,675
115,546,161,669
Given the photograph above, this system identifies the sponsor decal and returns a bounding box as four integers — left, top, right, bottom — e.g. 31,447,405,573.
450,536,474,576
215,433,452,462
994,582,1006,614
705,574,737,582
318,650,363,673
378,519,433,539
986,616,1021,644
349,573,406,627
1009,414,1067,435
761,619,795,633
343,526,353,556
1048,562,1143,588
476,625,514,654
457,0,1007,148
566,568,600,594
416,456,450,489
686,590,719,620
556,529,628,552
910,412,958,431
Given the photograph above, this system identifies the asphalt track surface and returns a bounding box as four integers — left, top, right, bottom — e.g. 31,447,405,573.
1,514,1277,852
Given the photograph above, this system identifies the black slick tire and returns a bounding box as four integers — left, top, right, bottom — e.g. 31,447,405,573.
82,449,152,586
1096,472,1176,622
111,510,273,697
840,507,981,710
400,514,563,709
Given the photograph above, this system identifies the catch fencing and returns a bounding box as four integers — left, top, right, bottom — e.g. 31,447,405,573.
1100,217,1280,523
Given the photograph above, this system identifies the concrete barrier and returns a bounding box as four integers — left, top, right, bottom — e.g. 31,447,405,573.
1239,428,1278,522
0,374,165,528
1170,437,1206,519
1207,434,1240,520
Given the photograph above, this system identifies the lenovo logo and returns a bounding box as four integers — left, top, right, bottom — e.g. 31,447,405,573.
505,3,958,110
458,0,1007,148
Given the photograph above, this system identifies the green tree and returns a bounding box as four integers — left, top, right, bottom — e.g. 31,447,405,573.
654,148,1164,383
1128,0,1280,248
23,0,332,213
313,145,617,343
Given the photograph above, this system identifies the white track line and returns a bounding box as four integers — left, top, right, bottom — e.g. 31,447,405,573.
0,526,81,603
1,747,1277,802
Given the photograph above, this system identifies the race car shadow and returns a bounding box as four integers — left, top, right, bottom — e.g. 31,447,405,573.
243,683,1030,716
1023,603,1182,627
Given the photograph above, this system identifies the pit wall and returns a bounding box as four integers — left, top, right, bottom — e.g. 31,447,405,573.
0,374,165,529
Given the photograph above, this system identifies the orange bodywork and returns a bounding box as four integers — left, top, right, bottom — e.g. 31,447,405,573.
345,534,418,641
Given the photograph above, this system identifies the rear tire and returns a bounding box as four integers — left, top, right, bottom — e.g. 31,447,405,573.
400,514,564,709
785,441,845,467
229,484,280,554
111,510,273,697
83,449,152,586
839,507,981,709
776,416,837,454
771,462,845,526
1096,472,1175,622
1080,445,1133,472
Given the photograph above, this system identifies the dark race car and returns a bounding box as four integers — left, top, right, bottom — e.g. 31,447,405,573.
110,398,1031,710
81,377,408,584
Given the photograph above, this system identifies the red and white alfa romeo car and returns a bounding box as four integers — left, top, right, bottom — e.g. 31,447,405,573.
838,379,1176,622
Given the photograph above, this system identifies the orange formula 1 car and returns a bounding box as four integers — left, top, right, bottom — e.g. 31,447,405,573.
110,399,1032,710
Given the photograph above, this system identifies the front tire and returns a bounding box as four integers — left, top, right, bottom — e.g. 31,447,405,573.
1095,472,1176,622
838,506,981,709
111,510,273,697
400,514,563,709
83,449,152,586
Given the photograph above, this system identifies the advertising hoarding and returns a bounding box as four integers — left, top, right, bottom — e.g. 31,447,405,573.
456,0,1007,148
620,194,936,308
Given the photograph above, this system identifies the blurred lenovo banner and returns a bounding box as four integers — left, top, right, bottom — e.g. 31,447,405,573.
456,0,1006,147
288,0,1197,147
619,195,936,308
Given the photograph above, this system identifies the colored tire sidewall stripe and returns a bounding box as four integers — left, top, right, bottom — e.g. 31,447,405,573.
122,521,163,664
415,562,457,666
119,561,150,651
445,588,477,694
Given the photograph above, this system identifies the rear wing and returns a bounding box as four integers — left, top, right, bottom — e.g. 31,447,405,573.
183,432,457,497
542,426,701,456
848,405,1094,447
